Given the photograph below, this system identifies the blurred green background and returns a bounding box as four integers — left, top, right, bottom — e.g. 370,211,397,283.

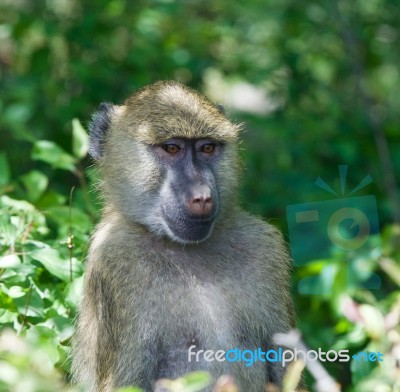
0,0,399,391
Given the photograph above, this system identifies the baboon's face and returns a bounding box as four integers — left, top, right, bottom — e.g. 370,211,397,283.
152,137,220,243
90,81,240,244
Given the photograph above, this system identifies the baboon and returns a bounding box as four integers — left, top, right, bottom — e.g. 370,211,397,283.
72,81,294,392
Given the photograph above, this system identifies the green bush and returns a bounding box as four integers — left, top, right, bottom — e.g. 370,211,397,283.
1,1,399,390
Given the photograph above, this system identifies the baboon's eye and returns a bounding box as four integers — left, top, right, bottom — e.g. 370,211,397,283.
200,143,216,154
162,144,180,154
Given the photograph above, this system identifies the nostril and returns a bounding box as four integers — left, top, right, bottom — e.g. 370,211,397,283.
188,195,213,216
192,196,211,206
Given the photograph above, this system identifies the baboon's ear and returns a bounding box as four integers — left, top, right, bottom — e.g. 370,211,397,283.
216,103,225,115
88,102,114,160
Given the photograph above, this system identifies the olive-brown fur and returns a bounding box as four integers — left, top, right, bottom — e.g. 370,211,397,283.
72,81,294,392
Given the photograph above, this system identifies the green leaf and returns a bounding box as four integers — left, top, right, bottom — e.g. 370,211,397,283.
0,195,35,212
0,309,17,323
0,255,21,268
350,352,377,384
154,371,212,392
8,286,26,298
20,170,48,202
72,118,89,159
32,140,77,172
46,206,92,233
0,152,10,187
14,288,44,317
30,248,83,282
358,305,385,339
36,190,66,209
65,276,84,308
42,315,72,334
180,371,212,390
380,257,400,286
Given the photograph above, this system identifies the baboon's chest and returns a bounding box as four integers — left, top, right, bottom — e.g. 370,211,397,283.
141,278,239,348
127,249,260,348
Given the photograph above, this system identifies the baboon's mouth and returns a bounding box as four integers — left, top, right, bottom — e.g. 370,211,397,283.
162,211,216,243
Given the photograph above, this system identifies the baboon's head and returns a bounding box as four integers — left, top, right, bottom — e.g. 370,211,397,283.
89,81,241,244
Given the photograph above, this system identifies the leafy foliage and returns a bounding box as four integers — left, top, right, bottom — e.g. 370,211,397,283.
0,0,399,391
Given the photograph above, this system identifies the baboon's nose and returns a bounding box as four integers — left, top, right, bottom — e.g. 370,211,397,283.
187,194,213,217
